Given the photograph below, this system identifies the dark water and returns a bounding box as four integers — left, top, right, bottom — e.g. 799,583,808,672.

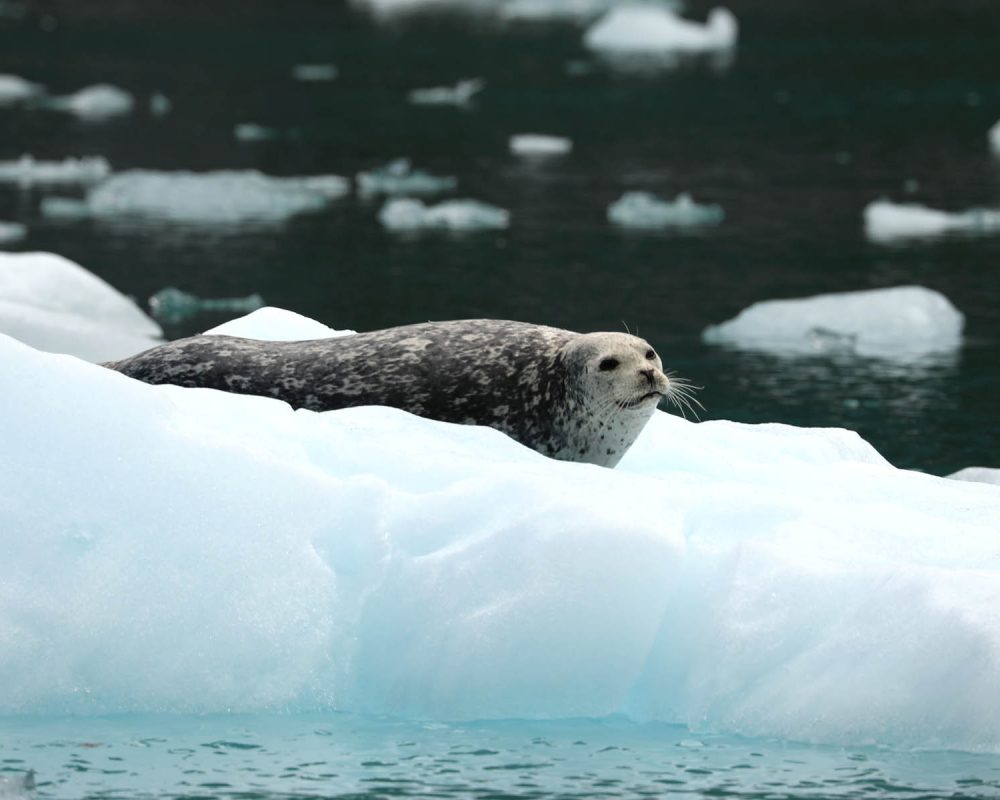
1,0,999,473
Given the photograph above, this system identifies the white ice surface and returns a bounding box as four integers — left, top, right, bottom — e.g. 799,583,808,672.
948,467,1000,487
379,197,510,231
46,83,135,120
509,133,573,156
1,308,1000,754
204,306,355,340
702,285,964,359
357,159,457,196
0,251,162,362
864,199,1000,243
584,5,737,53
0,155,111,187
42,170,350,225
0,74,44,105
608,191,724,228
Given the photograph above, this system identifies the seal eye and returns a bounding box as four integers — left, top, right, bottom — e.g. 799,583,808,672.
645,349,656,360
598,357,619,372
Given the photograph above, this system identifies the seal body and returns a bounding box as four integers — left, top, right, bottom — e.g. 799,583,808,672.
105,319,672,467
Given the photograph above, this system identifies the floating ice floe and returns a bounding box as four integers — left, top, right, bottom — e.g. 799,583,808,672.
864,198,1000,243
702,285,964,359
408,78,484,106
0,155,111,187
0,251,162,362
509,133,573,157
0,73,44,106
41,169,350,226
292,63,339,81
608,191,724,229
500,0,657,23
584,5,737,53
0,221,26,245
1,307,1000,754
356,159,457,196
46,83,135,121
948,467,1000,487
379,197,510,231
149,287,266,325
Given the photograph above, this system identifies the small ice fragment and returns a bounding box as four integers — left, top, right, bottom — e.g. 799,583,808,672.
408,78,484,106
0,73,45,105
988,119,1000,154
234,123,278,142
607,191,723,229
379,197,510,231
947,467,1000,487
47,83,135,120
584,5,737,53
0,155,111,187
149,287,266,325
357,159,457,196
864,198,1000,243
149,91,172,116
0,221,27,245
509,134,573,157
292,63,339,81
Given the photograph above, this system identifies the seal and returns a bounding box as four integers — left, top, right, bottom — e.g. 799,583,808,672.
105,319,697,467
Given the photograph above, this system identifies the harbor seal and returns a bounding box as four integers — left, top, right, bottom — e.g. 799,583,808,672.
105,319,697,467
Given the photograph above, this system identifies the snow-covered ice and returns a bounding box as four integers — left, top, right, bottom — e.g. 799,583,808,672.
409,78,484,106
864,198,1000,242
702,285,964,359
41,169,350,225
0,221,26,245
948,467,1000,487
0,74,44,106
292,63,339,81
379,197,510,231
584,5,737,53
46,83,135,121
357,158,457,196
149,287,266,325
0,251,162,362
608,191,724,229
0,155,111,187
1,306,999,753
509,133,573,156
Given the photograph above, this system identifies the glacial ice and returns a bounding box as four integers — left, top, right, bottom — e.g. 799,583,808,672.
0,155,111,187
41,170,350,225
1,306,999,754
356,159,458,196
584,5,737,53
864,198,1000,243
0,73,44,105
509,133,573,156
46,83,135,121
292,63,339,81
948,467,1000,487
0,221,26,245
148,287,266,325
702,285,964,359
408,78,484,106
379,197,510,231
0,251,162,362
608,191,724,229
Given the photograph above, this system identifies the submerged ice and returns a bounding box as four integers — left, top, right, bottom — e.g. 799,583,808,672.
1,308,999,754
607,191,724,229
357,159,457,196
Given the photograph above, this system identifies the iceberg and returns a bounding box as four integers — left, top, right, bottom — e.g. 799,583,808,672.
408,78,484,106
948,467,1000,487
864,198,1000,242
0,251,162,362
46,83,135,121
356,158,457,196
0,73,44,106
292,63,338,81
0,155,111,187
148,287,266,325
0,221,26,245
41,169,350,225
584,5,737,53
379,197,510,231
608,191,724,229
1,306,999,754
509,133,573,156
702,285,964,359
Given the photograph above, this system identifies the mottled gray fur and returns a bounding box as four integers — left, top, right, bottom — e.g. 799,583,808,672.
105,319,671,467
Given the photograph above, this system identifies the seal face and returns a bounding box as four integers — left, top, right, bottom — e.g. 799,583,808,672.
105,319,679,468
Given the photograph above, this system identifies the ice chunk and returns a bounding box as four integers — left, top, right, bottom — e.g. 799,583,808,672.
292,63,339,81
607,191,723,228
408,78,484,106
584,5,737,53
204,307,355,340
0,221,26,245
46,83,135,120
702,285,964,359
509,133,573,156
0,155,111,187
0,73,44,106
41,169,350,225
379,197,510,231
356,158,457,196
947,467,1000,487
864,198,1000,242
0,251,162,361
148,287,266,325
